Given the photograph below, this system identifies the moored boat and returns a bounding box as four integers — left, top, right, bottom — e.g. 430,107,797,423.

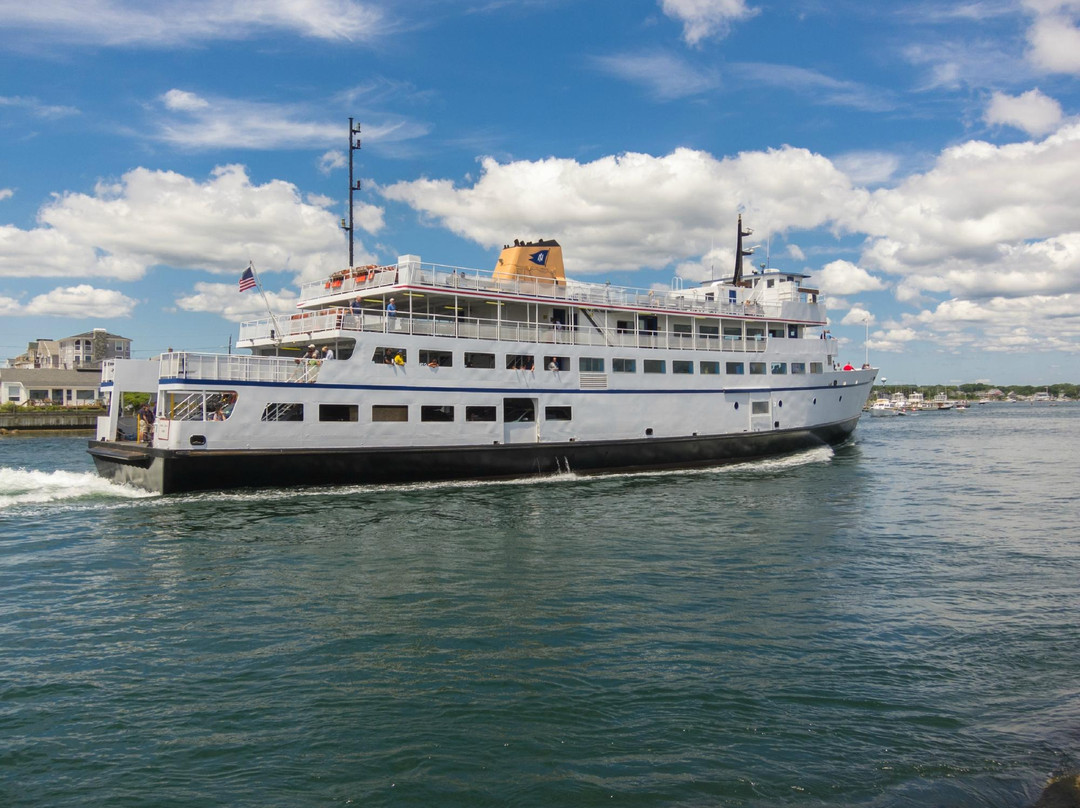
88,219,877,494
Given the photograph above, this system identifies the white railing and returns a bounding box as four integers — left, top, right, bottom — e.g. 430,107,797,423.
239,308,774,353
296,257,825,319
159,352,307,383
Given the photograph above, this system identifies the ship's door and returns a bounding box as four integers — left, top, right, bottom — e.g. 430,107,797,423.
503,397,538,444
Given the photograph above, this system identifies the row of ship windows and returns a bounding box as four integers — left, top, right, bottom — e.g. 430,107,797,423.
374,347,824,376
261,401,571,423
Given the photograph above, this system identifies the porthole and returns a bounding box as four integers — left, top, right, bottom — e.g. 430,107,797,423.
190,435,206,446
839,396,843,402
645,428,654,436
777,400,783,408
813,398,817,405
774,421,780,428
734,401,740,410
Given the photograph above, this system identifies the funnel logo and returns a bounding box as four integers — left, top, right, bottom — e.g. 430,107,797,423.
529,249,549,266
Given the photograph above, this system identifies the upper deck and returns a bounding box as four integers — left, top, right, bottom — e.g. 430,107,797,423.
295,255,826,319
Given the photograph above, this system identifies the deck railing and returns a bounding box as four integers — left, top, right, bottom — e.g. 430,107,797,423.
239,308,778,353
297,258,825,317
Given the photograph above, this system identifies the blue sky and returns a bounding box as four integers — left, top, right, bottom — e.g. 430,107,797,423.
2,0,1079,385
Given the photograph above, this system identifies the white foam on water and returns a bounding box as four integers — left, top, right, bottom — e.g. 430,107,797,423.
0,466,155,510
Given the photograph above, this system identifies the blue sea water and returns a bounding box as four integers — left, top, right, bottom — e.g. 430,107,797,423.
2,404,1079,807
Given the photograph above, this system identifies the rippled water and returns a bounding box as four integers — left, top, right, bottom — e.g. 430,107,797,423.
2,405,1079,807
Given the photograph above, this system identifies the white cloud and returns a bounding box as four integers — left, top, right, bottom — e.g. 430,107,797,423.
319,150,347,174
0,95,79,119
848,122,1080,302
591,52,720,100
731,63,895,112
984,89,1063,135
381,146,857,273
8,285,139,318
659,0,758,46
176,282,299,322
832,151,901,186
1,165,380,283
152,90,431,153
0,189,13,202
1025,6,1080,73
817,260,887,295
0,0,387,47
840,306,875,326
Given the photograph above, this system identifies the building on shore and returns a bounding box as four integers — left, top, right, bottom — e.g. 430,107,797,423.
8,328,131,371
1,368,103,407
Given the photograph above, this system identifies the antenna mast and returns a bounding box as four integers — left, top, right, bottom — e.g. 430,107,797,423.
733,214,753,285
343,118,362,267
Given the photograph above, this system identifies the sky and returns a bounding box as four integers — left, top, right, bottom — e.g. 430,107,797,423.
2,0,1080,386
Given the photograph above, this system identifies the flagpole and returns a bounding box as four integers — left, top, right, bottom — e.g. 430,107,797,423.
247,261,283,347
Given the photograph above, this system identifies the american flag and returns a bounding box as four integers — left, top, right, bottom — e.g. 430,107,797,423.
238,266,256,292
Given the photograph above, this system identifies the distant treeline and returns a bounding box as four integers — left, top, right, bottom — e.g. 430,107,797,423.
875,383,1078,399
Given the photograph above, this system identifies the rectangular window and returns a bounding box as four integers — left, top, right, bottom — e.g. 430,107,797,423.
466,405,497,422
672,324,692,336
421,405,454,422
751,401,770,415
747,327,765,340
465,352,495,369
613,358,636,373
672,360,693,374
506,354,534,370
643,359,666,374
749,362,767,375
791,362,806,374
771,362,787,374
698,325,719,338
76,389,96,401
544,355,568,371
374,347,407,365
768,327,784,338
319,404,358,422
700,361,720,375
579,357,604,372
726,362,744,375
545,406,572,421
419,349,453,368
809,362,824,374
262,403,303,422
372,405,408,422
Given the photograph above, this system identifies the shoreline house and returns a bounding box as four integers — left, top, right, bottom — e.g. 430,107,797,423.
2,328,131,408
1,368,103,407
9,328,131,371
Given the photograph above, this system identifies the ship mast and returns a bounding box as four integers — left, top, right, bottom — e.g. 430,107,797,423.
342,118,362,267
733,214,753,285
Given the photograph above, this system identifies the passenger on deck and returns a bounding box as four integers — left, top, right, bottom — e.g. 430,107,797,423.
843,362,855,371
393,352,405,366
351,296,363,316
386,298,396,317
322,346,334,361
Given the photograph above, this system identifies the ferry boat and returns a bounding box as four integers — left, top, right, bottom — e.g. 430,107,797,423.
88,219,877,494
